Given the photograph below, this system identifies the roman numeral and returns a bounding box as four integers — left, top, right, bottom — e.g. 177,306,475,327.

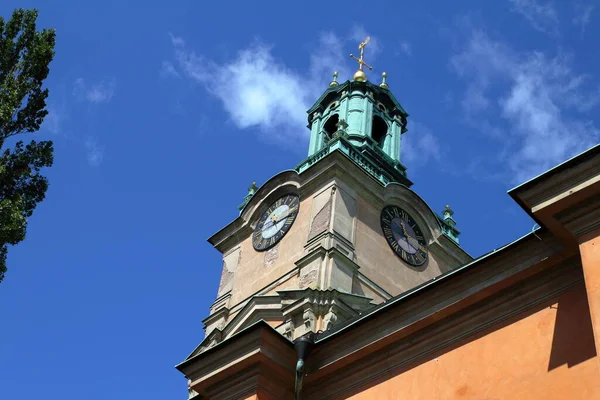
383,227,393,237
392,207,400,217
401,249,407,260
415,252,424,263
269,237,276,246
391,241,400,252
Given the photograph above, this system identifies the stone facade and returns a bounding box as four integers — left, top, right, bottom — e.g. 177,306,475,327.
190,149,471,359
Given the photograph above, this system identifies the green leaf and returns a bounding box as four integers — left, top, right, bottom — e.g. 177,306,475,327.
0,8,55,283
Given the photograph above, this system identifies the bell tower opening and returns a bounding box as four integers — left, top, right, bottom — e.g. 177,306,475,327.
372,115,387,148
323,114,339,140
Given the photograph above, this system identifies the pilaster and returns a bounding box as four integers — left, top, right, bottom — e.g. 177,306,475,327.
307,112,323,156
557,195,600,364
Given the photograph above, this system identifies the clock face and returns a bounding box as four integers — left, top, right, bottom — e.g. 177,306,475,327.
252,194,300,251
380,205,428,266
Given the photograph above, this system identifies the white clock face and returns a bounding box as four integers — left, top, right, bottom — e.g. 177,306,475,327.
252,194,300,251
261,204,290,239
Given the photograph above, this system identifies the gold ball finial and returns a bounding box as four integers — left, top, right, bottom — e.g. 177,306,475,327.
329,71,339,87
353,69,367,82
380,72,389,89
350,37,373,82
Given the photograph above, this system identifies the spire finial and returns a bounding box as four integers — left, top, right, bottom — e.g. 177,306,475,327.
238,182,259,213
443,205,456,227
444,204,454,217
329,71,339,87
380,72,388,89
350,36,373,82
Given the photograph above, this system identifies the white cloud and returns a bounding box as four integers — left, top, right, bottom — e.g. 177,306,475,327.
160,61,180,79
84,137,104,167
165,32,355,147
175,40,308,135
398,41,412,57
309,31,348,85
73,78,116,104
451,31,600,183
509,0,560,35
573,4,595,35
402,121,442,167
163,30,396,150
169,32,185,47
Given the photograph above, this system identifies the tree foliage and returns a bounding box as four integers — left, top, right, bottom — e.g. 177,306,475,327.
0,9,55,283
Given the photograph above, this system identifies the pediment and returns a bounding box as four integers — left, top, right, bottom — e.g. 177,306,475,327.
221,295,283,339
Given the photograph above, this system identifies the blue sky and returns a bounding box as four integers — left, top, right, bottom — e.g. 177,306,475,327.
1,1,598,398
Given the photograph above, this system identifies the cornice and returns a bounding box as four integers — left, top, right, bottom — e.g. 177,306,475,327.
509,144,600,214
176,320,295,398
555,194,600,239
306,80,409,120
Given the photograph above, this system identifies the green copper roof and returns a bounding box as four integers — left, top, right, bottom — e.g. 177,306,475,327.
306,80,409,123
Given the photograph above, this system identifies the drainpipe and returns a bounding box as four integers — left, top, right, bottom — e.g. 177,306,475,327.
293,332,315,400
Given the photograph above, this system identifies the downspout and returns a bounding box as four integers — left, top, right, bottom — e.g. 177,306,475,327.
294,332,315,400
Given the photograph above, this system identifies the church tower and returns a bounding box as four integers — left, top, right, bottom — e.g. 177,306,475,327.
178,38,472,399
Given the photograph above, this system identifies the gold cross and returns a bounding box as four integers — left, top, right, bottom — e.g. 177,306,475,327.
350,36,373,71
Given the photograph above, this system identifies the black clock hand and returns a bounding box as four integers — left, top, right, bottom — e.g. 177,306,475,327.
401,223,426,253
400,221,422,253
271,206,299,225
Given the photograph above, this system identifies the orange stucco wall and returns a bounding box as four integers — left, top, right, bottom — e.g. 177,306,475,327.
579,226,600,362
347,284,599,400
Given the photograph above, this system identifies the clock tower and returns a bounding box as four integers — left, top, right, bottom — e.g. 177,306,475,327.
179,38,473,399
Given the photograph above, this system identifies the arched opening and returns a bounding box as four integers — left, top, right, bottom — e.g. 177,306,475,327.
372,115,387,148
323,114,339,140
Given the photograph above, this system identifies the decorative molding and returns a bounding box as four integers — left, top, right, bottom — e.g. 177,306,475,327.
355,272,392,301
177,321,296,399
223,296,282,339
209,292,232,314
278,288,373,340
